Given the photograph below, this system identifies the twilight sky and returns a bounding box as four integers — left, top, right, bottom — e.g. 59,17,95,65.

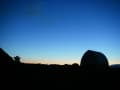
0,0,120,65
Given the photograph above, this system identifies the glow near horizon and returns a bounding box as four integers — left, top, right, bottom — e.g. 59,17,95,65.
0,0,120,65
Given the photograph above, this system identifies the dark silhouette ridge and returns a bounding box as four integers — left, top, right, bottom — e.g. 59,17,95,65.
0,48,14,64
80,50,109,71
110,64,120,68
110,64,120,72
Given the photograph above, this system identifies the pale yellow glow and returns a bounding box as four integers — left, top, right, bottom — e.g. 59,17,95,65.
21,58,79,65
21,57,120,65
109,60,120,65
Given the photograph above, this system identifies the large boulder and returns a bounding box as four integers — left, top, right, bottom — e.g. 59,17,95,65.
80,50,109,71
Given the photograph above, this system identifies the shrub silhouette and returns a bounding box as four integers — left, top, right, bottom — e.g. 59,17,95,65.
80,50,109,71
14,56,21,64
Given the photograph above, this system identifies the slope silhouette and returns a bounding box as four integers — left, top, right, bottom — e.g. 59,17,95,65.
0,48,14,64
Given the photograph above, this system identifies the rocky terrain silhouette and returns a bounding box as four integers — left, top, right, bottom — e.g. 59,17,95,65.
0,48,120,89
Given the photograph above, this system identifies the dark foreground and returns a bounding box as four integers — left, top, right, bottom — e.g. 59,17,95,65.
1,64,120,89
0,48,120,89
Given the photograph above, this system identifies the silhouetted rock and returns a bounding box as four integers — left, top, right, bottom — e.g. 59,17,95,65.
0,48,14,64
80,50,109,71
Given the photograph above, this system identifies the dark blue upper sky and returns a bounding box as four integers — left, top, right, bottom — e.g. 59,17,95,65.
1,0,120,64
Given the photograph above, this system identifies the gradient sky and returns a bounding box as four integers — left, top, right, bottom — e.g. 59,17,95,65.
0,0,120,65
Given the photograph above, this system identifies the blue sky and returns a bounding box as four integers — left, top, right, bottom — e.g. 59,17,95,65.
0,0,120,64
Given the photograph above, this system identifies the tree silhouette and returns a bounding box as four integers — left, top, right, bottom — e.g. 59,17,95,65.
14,56,21,64
72,63,79,67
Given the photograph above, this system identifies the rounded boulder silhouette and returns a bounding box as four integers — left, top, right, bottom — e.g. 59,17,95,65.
80,50,109,71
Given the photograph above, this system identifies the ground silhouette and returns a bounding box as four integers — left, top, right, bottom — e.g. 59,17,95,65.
0,48,120,89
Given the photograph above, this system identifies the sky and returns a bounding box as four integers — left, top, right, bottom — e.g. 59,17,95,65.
0,0,120,65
